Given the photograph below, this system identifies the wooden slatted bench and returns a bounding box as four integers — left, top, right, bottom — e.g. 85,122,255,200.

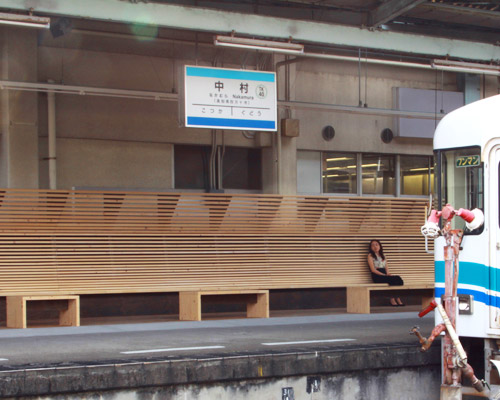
6,295,80,329
0,189,434,328
346,283,435,314
179,290,269,321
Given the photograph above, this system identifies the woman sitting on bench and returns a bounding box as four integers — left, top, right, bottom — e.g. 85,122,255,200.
368,239,405,307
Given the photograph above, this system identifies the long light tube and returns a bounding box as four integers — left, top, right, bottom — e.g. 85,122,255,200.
432,59,500,76
326,163,379,170
0,12,50,29
215,34,499,76
215,35,304,54
326,157,351,162
0,80,177,101
409,167,434,172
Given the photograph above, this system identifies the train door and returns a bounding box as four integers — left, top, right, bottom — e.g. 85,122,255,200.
490,146,500,330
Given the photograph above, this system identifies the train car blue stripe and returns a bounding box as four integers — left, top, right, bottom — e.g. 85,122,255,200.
186,66,275,82
435,260,489,287
435,260,500,308
434,286,490,305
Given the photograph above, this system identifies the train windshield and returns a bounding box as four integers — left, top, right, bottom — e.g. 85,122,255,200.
437,146,484,233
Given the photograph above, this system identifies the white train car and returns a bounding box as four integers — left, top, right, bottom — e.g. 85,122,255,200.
433,94,500,388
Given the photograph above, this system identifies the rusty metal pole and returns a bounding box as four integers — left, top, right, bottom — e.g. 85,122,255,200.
441,218,461,398
440,204,463,399
417,205,484,400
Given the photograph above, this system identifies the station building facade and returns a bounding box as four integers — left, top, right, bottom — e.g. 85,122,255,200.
0,3,499,199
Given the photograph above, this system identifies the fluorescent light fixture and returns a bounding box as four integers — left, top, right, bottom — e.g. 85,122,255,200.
432,59,500,76
215,35,304,54
326,157,351,162
409,167,434,172
326,166,355,171
326,163,379,171
0,11,50,29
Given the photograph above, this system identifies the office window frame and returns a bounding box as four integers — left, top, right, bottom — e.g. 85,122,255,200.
304,151,434,198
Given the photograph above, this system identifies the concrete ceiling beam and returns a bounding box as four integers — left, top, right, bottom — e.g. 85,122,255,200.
0,0,499,62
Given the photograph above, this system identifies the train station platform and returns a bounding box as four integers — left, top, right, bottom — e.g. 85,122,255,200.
0,309,442,399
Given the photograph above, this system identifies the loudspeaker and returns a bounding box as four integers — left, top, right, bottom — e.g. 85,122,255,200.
280,119,300,137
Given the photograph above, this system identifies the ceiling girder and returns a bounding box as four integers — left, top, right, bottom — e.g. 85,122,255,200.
420,2,500,20
368,0,426,27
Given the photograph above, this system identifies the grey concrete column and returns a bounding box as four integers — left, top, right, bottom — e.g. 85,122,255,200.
261,131,298,195
0,26,39,188
484,75,499,99
279,135,297,195
261,146,277,194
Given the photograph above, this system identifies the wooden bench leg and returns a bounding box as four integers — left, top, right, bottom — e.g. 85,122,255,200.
59,298,80,327
347,287,371,314
6,296,26,329
247,292,269,318
179,292,202,321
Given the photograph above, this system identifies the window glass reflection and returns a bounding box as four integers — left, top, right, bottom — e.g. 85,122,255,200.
362,154,395,195
322,153,357,194
400,155,433,196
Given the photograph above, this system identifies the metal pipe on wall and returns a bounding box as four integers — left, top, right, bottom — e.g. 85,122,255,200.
209,130,216,191
47,81,57,190
0,80,447,120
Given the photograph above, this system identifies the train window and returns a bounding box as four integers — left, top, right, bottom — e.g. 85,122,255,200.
439,146,484,234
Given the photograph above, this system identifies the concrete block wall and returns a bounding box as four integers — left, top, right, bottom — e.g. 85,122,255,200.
1,22,498,193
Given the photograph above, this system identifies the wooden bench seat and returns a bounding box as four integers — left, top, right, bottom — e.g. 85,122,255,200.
179,290,269,321
346,284,434,314
0,189,434,327
6,295,80,329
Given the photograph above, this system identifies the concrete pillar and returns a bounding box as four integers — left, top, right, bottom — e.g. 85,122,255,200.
483,75,500,99
262,145,277,194
279,135,297,195
270,58,298,196
0,26,39,188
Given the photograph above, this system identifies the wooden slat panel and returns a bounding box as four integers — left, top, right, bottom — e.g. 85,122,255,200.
0,189,433,295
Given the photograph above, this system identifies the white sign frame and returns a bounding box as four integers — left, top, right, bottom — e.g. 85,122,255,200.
183,66,277,131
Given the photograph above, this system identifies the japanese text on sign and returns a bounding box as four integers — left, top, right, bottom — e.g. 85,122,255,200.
456,155,480,168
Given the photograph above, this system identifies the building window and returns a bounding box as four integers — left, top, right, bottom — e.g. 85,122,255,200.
304,151,433,197
400,155,433,196
362,154,395,195
222,147,262,190
174,145,210,190
322,152,357,194
175,145,262,191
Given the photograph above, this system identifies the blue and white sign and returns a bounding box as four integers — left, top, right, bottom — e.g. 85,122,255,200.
184,66,277,131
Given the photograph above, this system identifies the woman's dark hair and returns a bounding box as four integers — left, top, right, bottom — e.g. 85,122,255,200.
369,239,385,260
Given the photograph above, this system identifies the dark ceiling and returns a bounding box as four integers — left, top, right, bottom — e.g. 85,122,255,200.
158,0,500,45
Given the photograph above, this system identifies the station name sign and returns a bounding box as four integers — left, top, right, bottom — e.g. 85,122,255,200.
182,66,277,131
